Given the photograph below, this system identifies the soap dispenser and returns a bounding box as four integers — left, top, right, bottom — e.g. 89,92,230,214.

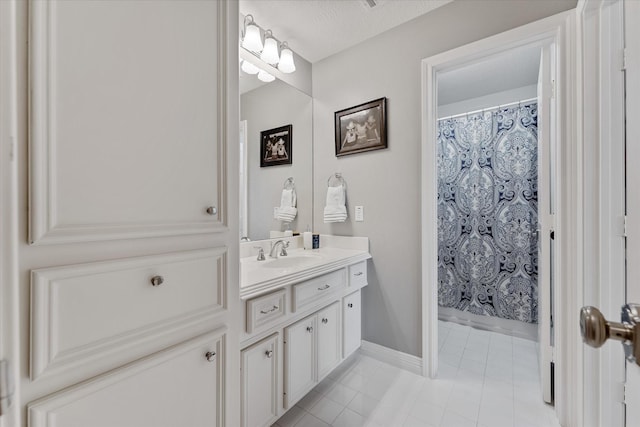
303,225,313,250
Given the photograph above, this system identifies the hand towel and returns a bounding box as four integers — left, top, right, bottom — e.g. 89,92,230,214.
323,186,347,223
276,189,297,222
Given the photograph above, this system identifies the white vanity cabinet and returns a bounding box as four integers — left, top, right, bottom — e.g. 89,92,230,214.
343,290,362,358
241,334,279,427
240,249,370,426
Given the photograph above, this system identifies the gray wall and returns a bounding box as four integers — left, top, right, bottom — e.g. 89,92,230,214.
311,0,576,357
241,79,313,240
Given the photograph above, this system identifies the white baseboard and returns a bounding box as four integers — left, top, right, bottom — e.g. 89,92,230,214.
359,340,423,375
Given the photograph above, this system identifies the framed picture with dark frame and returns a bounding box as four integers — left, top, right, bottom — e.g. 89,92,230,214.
260,124,292,167
334,97,387,157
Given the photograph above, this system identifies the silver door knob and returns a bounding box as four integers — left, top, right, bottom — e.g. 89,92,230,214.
206,206,217,215
205,351,216,362
322,318,328,324
580,304,640,365
265,350,273,358
306,326,313,333
348,303,353,308
150,275,164,287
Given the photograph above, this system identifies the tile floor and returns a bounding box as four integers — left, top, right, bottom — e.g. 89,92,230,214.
272,320,560,427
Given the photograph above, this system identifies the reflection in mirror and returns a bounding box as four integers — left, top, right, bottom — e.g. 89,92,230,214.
240,79,312,241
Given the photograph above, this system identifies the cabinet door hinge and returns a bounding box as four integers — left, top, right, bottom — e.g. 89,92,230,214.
0,360,14,416
623,215,628,238
622,48,627,71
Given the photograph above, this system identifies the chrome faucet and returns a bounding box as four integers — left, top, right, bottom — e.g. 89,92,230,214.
269,240,289,258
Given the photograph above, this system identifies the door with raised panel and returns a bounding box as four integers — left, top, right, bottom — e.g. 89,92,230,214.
317,302,341,379
241,334,279,427
343,291,362,358
284,316,316,408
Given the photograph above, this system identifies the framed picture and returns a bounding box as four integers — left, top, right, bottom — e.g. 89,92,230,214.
260,124,292,167
334,97,387,157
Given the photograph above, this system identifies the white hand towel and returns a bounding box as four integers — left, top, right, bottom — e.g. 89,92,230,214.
276,189,297,222
324,186,347,223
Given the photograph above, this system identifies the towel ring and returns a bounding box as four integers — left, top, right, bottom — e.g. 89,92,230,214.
327,173,346,189
283,177,295,190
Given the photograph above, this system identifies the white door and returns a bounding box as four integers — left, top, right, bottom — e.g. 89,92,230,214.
537,43,555,404
624,0,640,421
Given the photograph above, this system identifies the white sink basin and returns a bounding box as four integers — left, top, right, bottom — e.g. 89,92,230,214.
262,253,323,269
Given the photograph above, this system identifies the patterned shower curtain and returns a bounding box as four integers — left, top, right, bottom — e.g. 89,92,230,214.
437,102,538,324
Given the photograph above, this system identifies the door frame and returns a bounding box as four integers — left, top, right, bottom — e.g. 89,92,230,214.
578,0,636,426
420,10,578,426
0,0,20,425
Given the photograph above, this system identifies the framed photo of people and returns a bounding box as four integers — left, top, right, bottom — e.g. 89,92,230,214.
334,97,387,157
260,124,292,167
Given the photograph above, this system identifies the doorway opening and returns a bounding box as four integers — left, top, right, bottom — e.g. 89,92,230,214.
421,12,575,425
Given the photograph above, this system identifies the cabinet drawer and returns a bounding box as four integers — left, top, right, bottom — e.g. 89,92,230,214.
246,289,286,333
292,270,346,312
30,248,226,380
348,261,367,287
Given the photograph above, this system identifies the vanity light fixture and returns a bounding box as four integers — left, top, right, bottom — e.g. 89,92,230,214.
257,70,275,83
241,15,263,52
260,30,280,65
239,14,297,80
277,42,296,74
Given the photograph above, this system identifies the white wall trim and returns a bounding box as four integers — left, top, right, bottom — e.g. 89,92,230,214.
0,0,21,425
359,340,422,375
27,0,230,245
420,10,577,426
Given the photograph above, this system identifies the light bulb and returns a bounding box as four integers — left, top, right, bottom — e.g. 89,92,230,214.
241,22,263,52
278,45,296,73
257,70,275,82
260,36,280,65
241,60,260,75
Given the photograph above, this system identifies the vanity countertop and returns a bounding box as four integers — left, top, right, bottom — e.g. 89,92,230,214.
240,235,370,299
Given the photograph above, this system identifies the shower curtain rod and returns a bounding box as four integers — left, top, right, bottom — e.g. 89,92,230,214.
438,96,538,121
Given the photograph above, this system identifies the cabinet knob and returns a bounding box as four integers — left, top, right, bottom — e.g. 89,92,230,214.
206,206,217,215
265,350,273,358
150,275,164,287
354,272,363,276
348,303,353,308
322,318,328,324
306,326,313,333
205,351,216,362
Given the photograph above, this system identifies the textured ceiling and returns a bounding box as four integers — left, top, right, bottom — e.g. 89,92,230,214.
239,0,453,63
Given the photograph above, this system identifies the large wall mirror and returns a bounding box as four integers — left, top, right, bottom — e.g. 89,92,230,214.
240,74,313,241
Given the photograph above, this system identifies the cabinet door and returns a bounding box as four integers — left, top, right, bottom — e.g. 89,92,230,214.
29,0,229,244
28,331,224,427
241,334,278,427
343,290,362,358
284,316,316,408
317,302,341,379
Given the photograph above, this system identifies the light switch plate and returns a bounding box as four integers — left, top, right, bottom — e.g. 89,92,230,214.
355,206,364,222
